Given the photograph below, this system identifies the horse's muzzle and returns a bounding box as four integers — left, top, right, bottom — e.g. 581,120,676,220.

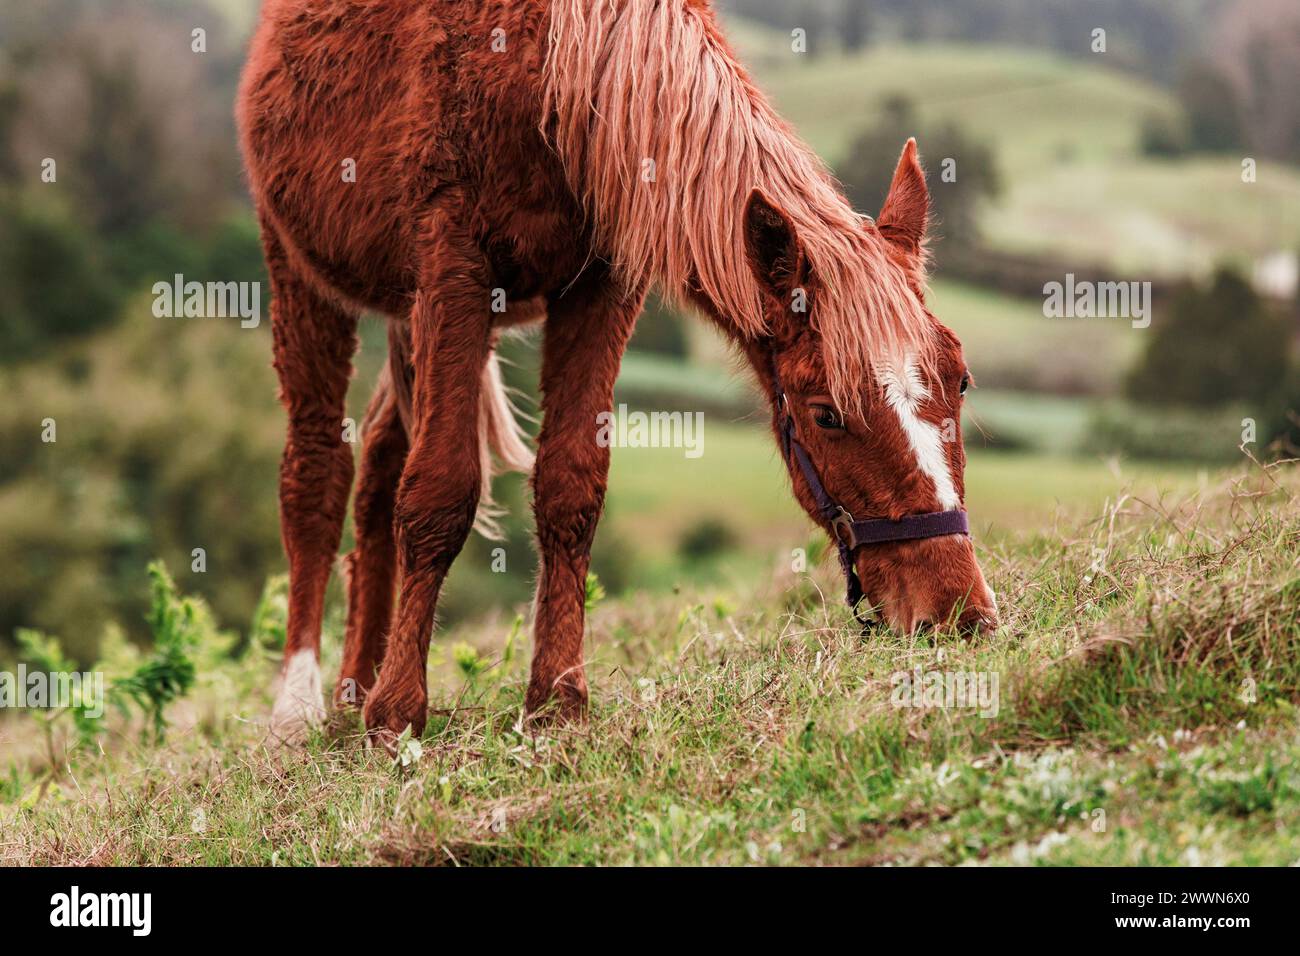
856,536,998,635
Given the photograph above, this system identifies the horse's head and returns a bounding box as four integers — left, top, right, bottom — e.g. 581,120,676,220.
742,140,996,634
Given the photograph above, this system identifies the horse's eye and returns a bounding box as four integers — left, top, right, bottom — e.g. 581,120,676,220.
811,404,844,430
959,373,971,396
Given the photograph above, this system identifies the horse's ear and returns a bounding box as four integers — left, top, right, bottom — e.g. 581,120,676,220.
744,188,807,301
876,138,929,266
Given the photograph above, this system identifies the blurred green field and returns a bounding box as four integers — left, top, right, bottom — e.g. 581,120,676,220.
600,421,1205,591
928,280,1140,395
671,277,1140,398
962,388,1090,453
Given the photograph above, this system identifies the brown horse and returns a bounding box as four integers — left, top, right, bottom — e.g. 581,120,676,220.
237,0,997,746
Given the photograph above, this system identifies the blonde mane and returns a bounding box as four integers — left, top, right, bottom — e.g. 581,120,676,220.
543,0,936,414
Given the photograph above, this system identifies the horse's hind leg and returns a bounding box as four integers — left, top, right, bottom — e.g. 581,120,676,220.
336,336,410,708
363,209,493,747
527,271,645,720
261,225,358,742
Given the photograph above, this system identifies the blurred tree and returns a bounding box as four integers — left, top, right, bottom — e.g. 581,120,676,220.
837,95,1000,257
1139,110,1191,158
724,0,827,56
841,0,871,52
5,1,244,242
797,1,826,58
727,0,1208,82
898,2,928,43
1214,0,1300,162
1177,61,1246,153
1268,367,1300,455
1126,269,1289,408
201,214,270,289
0,75,19,182
0,195,120,361
678,518,739,562
0,0,249,363
0,300,284,660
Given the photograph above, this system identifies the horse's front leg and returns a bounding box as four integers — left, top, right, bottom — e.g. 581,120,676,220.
527,272,645,721
261,224,358,743
363,213,493,747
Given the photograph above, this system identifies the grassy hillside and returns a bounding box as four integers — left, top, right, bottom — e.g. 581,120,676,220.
6,461,1292,866
751,42,1173,171
727,30,1300,277
928,279,1142,395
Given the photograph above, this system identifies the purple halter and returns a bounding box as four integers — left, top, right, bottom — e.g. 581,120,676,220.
771,369,970,622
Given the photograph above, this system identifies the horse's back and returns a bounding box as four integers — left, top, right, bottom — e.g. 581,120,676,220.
238,0,587,312
238,0,471,311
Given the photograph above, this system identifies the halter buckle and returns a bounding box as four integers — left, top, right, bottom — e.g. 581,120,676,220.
832,508,858,549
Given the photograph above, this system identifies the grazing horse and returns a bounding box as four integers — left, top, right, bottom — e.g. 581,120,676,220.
237,0,998,745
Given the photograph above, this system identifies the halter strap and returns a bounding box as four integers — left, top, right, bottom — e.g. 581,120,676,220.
771,368,970,623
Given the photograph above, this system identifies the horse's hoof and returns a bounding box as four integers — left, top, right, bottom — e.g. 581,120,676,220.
362,684,427,753
362,725,402,758
268,650,325,745
524,680,589,728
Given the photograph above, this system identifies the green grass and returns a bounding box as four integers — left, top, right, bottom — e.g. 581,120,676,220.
962,388,1093,454
615,349,757,414
3,461,1296,865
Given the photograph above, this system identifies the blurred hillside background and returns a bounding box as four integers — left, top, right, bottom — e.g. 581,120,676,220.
0,0,1297,664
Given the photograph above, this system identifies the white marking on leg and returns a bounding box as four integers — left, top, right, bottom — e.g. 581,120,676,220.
877,358,960,511
269,649,324,741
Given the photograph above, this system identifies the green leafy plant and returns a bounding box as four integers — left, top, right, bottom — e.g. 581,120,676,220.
452,642,490,681
502,613,523,666
584,572,606,613
13,627,103,751
110,562,205,742
248,573,289,653
394,725,423,769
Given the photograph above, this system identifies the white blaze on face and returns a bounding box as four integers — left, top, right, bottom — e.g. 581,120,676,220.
876,358,960,511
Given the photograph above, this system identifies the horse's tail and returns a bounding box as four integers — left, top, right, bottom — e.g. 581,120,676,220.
474,346,535,538
380,323,534,541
